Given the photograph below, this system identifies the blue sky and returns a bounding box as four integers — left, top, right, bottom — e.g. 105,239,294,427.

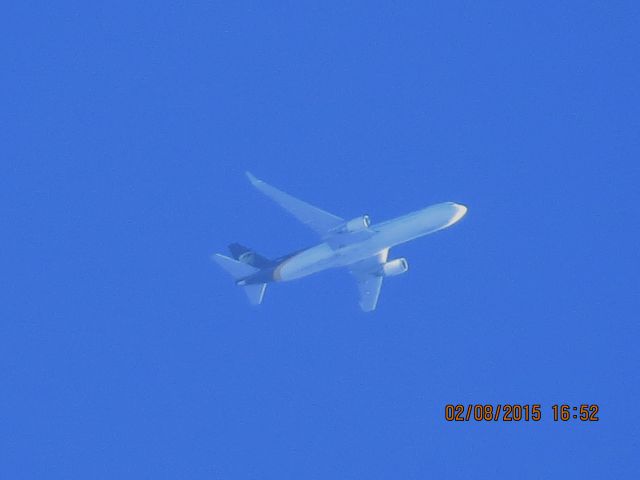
2,1,639,478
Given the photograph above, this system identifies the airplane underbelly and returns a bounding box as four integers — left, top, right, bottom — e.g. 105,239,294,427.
376,203,463,246
274,244,337,281
271,204,464,282
274,241,384,281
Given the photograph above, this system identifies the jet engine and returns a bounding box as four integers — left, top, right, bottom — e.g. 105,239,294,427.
335,215,371,233
380,258,409,277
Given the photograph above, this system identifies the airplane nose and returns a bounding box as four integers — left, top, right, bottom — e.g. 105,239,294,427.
454,203,468,217
448,203,468,224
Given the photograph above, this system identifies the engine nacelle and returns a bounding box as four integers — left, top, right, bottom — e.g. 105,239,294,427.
335,215,371,234
380,258,409,277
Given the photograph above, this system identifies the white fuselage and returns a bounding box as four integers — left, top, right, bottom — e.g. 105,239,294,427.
273,202,467,281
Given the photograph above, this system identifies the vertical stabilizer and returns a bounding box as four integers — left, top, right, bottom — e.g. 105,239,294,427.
227,243,271,268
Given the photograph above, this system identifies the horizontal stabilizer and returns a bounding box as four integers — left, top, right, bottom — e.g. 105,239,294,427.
212,254,268,306
243,283,267,305
211,253,258,280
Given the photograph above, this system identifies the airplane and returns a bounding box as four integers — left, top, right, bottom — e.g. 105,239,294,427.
212,172,468,312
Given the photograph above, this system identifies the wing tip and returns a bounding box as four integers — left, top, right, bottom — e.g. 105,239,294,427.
245,171,260,185
210,253,226,263
360,303,377,312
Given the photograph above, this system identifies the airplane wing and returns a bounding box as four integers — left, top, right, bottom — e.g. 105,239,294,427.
246,172,345,236
349,249,389,312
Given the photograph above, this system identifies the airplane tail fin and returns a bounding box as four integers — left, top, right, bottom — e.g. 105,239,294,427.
211,253,267,305
227,243,272,268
